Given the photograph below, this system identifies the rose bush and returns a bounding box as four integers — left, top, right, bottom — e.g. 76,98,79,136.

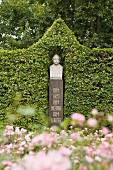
0,109,113,170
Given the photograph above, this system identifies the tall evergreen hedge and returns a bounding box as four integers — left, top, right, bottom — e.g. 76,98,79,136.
0,18,113,127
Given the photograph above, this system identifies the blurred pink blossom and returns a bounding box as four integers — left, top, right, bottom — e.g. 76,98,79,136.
29,151,35,155
101,138,106,142
85,155,94,163
36,150,46,157
70,132,81,141
1,121,113,170
14,150,72,170
11,165,24,170
3,126,14,137
105,134,113,139
47,150,72,170
102,127,110,135
31,132,56,146
19,141,26,147
16,151,23,155
0,149,5,154
7,150,11,154
87,118,97,127
15,127,21,135
71,113,85,122
18,147,24,152
3,160,13,166
7,144,13,149
109,164,113,170
4,167,11,170
71,113,85,126
60,130,68,136
69,145,76,150
80,164,88,170
58,146,72,156
6,126,14,130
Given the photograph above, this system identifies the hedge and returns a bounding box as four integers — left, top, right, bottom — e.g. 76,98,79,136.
0,18,113,128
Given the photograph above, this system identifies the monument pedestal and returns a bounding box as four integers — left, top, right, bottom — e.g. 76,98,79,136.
49,80,63,127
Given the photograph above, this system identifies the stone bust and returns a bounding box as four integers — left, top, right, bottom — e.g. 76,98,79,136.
50,54,63,79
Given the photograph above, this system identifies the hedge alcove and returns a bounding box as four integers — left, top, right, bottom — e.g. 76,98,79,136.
0,18,113,128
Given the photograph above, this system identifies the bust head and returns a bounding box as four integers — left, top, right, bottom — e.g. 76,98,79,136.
50,54,63,79
52,54,60,65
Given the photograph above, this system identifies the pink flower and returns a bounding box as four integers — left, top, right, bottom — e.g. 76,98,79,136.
7,150,12,154
69,145,76,150
4,167,11,170
87,118,97,127
102,127,110,135
31,132,56,146
0,149,5,154
3,126,14,137
109,164,113,170
85,155,94,163
70,132,81,141
18,147,24,152
15,127,21,135
20,151,72,170
6,126,14,130
47,150,72,170
3,160,13,166
19,141,26,146
22,154,41,170
58,146,72,156
71,113,85,126
80,165,88,170
71,113,85,122
11,165,24,170
4,137,10,143
60,130,68,136
16,151,23,155
105,134,113,138
7,144,13,149
36,150,46,157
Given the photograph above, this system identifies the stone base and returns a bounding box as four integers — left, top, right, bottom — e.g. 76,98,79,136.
49,79,63,127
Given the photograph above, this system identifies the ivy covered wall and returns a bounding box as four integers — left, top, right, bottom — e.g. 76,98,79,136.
0,18,113,127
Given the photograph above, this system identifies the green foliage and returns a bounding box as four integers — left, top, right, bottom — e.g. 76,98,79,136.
65,47,113,116
0,18,113,128
1,0,113,49
4,92,48,131
0,0,47,49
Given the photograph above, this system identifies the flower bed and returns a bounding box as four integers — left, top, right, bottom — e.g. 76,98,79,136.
0,110,113,170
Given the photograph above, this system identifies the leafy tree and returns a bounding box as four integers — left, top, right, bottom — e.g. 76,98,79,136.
72,0,113,48
0,0,113,49
41,0,113,48
0,0,48,49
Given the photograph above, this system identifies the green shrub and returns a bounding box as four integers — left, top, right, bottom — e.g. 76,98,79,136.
0,18,113,128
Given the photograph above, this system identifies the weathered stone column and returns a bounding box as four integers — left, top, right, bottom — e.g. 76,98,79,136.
49,54,63,126
49,79,63,126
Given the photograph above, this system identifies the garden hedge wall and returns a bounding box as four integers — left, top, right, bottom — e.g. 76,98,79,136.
0,18,113,127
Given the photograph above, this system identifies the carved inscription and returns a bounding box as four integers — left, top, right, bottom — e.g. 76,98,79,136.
51,118,62,124
49,80,63,126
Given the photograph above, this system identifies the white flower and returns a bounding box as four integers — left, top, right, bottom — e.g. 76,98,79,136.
107,115,113,122
91,109,98,116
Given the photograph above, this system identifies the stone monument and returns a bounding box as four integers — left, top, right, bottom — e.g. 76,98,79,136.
49,54,63,126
